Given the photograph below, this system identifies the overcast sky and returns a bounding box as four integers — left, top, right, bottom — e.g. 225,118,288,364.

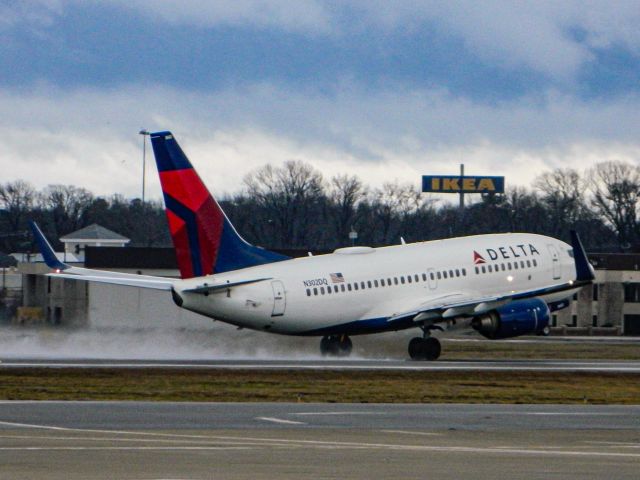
2,0,639,201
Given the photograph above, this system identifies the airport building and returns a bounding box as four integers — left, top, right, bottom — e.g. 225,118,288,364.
8,224,640,335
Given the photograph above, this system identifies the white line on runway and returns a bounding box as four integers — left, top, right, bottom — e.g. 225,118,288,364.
255,417,307,425
380,430,442,436
292,411,383,416
2,420,640,459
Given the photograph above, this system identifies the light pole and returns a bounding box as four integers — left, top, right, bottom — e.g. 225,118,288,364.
139,129,150,203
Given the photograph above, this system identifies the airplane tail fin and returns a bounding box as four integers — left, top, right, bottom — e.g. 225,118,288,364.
149,131,290,279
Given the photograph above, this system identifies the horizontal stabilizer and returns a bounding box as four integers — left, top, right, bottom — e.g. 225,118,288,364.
46,272,174,290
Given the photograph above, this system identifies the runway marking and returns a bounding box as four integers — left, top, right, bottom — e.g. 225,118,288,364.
0,447,255,451
292,411,383,416
255,417,306,425
585,441,640,448
0,434,283,447
1,420,640,458
524,412,623,416
380,430,442,436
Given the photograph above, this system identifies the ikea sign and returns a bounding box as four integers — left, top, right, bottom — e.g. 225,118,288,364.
422,176,505,194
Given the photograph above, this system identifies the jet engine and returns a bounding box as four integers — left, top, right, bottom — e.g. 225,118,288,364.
471,298,550,339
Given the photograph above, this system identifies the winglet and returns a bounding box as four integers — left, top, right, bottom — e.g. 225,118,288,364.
29,221,68,271
570,230,594,282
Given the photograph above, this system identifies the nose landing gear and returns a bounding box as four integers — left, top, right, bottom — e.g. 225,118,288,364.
320,335,353,357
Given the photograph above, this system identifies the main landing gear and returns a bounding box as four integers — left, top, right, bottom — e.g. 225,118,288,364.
408,326,441,361
320,335,353,357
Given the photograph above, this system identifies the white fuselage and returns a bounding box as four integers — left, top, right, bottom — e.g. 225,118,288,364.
173,233,578,336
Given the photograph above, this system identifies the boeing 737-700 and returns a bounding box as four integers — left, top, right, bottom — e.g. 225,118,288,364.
30,131,595,360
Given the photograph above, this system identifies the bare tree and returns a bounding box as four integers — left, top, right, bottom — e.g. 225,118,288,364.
534,168,587,236
370,182,426,244
0,180,36,232
327,174,366,245
40,185,94,235
588,161,640,249
244,160,324,247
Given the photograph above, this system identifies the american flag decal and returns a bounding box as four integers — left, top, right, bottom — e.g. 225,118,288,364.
330,272,345,283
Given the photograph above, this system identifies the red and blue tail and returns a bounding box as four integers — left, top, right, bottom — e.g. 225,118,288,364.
149,131,290,279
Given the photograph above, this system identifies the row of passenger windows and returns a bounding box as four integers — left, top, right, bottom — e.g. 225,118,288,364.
474,259,538,275
305,267,468,297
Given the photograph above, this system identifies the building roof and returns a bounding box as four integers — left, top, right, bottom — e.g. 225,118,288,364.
588,253,640,271
60,223,129,243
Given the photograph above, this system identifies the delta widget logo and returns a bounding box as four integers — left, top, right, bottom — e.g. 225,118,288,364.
473,251,486,264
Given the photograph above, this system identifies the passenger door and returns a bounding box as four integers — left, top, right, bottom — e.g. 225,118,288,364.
271,280,286,317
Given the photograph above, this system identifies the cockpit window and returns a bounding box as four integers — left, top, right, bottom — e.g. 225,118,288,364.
568,249,574,258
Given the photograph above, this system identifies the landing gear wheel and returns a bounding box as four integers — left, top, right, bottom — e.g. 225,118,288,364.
408,337,441,361
320,335,353,357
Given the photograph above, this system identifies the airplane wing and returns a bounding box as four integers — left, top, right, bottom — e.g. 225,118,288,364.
29,221,175,291
388,230,594,325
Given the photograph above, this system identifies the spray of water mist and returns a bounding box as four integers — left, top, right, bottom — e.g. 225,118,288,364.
0,323,411,360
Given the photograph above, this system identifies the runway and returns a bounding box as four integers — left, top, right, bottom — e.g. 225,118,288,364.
0,402,639,479
2,357,640,372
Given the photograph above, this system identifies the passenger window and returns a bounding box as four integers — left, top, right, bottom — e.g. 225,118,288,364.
430,272,435,280
367,280,372,288
449,270,453,277
422,273,427,281
334,285,339,293
387,278,392,285
347,284,352,291
520,261,525,268
394,277,399,285
455,269,460,277
400,276,405,284
533,259,538,267
526,260,531,268
374,280,379,288
306,289,311,297
487,265,492,273
407,276,412,284
513,262,518,270
380,279,385,287
361,281,366,289
437,272,442,280
354,283,359,291
320,287,325,295
475,266,479,274
341,284,346,292
462,268,466,276
443,271,448,279
481,266,486,274
415,274,419,282
313,288,318,295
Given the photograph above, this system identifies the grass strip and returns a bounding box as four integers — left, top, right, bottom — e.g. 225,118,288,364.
1,368,639,404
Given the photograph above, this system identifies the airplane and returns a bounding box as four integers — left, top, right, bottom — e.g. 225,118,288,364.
30,130,595,360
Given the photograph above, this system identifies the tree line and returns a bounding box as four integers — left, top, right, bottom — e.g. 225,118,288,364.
1,160,639,255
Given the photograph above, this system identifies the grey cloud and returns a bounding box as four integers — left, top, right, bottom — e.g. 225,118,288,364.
1,83,639,197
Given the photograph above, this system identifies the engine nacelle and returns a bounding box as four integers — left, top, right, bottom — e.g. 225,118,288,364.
471,298,550,340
